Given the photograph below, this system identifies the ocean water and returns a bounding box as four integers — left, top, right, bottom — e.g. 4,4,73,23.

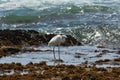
0,0,120,48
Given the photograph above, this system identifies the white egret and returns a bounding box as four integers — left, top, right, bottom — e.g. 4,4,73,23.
48,34,67,61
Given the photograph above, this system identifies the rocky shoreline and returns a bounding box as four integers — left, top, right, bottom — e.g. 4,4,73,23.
0,30,120,80
0,29,81,57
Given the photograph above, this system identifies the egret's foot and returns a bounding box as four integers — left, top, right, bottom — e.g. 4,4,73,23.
51,59,64,62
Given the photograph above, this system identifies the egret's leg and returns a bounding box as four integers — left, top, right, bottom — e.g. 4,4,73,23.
58,46,60,60
53,46,56,60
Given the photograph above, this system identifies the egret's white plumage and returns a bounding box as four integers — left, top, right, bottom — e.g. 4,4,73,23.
48,34,67,46
48,34,67,60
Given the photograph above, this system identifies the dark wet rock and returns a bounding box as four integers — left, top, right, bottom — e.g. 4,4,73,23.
3,47,20,54
0,29,81,46
114,58,120,61
95,59,111,64
86,74,96,80
74,53,85,58
95,52,107,57
94,50,99,52
74,55,81,58
62,77,70,80
0,29,82,57
97,45,105,48
0,29,31,45
101,50,110,53
0,46,21,58
75,53,85,55
0,48,6,57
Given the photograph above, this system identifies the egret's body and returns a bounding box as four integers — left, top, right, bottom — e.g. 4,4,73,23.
48,34,67,60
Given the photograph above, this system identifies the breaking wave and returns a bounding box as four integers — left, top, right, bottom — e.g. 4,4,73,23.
0,0,120,48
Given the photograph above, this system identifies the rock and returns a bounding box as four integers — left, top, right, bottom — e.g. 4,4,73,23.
3,47,20,54
0,30,82,46
101,50,110,53
62,77,70,80
0,46,21,57
97,45,105,48
0,29,82,57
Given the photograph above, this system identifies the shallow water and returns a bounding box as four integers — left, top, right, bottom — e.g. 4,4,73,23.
0,45,119,67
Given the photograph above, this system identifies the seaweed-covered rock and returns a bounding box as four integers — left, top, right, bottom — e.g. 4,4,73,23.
0,46,21,57
0,62,120,80
3,47,21,54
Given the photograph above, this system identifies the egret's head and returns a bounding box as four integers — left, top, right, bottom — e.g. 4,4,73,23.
62,35,67,39
60,34,67,38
